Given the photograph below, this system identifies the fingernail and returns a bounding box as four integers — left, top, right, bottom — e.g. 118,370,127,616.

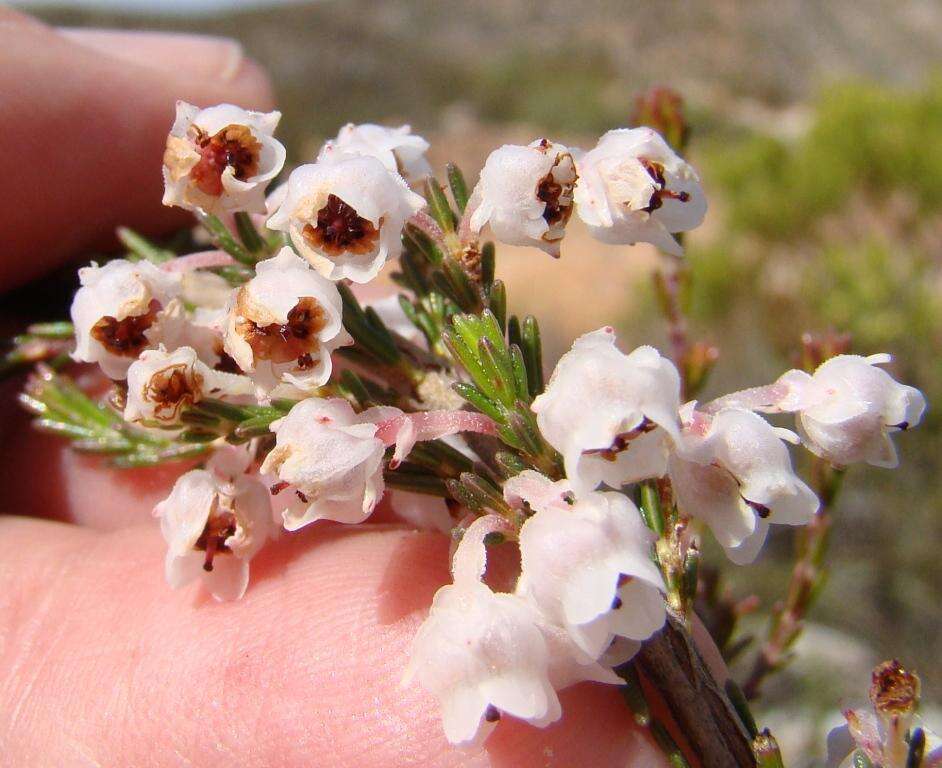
58,28,246,83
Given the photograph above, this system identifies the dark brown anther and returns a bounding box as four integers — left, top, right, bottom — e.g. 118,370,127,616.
295,490,309,504
236,295,326,366
302,194,379,256
189,123,262,197
611,595,623,610
145,364,203,418
537,174,567,226
91,299,161,358
639,158,690,212
195,510,237,572
484,705,501,723
214,343,243,374
270,481,289,495
587,418,656,462
745,499,772,519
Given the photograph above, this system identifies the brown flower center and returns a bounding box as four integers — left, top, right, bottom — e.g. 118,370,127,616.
237,296,327,365
91,299,160,358
302,194,379,256
640,158,690,213
145,364,203,419
196,509,237,572
189,124,262,197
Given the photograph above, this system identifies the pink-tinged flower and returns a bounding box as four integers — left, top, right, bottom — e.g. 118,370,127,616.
772,354,926,468
71,259,182,380
404,515,617,746
508,471,665,659
266,153,425,283
468,139,577,256
669,406,818,564
162,101,286,215
531,327,682,495
124,345,254,426
154,447,275,601
574,127,706,255
222,248,350,395
317,122,432,185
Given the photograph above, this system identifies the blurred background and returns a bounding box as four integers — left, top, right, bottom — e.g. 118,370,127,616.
14,0,942,764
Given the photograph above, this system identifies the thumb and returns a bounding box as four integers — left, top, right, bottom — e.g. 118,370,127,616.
0,8,274,292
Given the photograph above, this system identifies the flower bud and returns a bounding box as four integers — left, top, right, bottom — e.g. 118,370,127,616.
162,101,286,214
267,153,425,283
468,139,577,256
574,127,706,255
71,259,182,380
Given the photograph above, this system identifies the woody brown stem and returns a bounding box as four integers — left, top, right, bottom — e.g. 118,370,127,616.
635,611,756,768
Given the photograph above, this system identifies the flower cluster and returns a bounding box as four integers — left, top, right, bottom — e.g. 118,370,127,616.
52,100,927,750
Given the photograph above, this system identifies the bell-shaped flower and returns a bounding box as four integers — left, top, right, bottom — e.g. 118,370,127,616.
260,397,387,530
573,127,706,255
468,139,577,256
71,259,182,380
772,354,926,468
162,101,286,215
222,248,350,395
266,153,425,283
669,406,818,564
508,471,666,660
124,345,254,426
531,327,682,495
154,446,275,601
317,122,432,185
404,515,617,747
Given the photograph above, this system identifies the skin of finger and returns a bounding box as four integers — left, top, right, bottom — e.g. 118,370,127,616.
0,10,274,292
0,519,668,768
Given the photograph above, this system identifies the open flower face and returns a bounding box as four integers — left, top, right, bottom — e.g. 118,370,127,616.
260,397,386,530
574,127,706,255
532,327,682,495
162,101,286,215
509,472,666,659
318,122,432,185
267,154,426,283
774,354,927,468
670,407,819,564
222,248,349,394
71,259,182,380
155,447,274,601
468,139,577,256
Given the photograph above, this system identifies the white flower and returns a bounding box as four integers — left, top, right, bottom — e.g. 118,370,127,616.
574,127,706,255
222,248,350,394
771,354,926,468
404,515,617,747
71,259,182,380
318,122,432,185
532,327,682,495
388,490,454,533
267,154,425,283
468,139,577,256
162,101,286,214
124,345,254,426
508,471,666,659
259,397,387,530
669,406,818,564
154,447,274,601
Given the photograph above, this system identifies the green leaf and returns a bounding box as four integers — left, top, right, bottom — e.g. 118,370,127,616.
234,211,267,255
199,213,253,265
424,178,457,233
521,315,545,397
117,227,175,264
446,163,470,212
480,241,496,288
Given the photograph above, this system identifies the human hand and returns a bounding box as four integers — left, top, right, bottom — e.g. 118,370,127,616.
0,9,678,764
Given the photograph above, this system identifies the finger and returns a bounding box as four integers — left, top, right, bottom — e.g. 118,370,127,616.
0,519,668,767
0,8,275,292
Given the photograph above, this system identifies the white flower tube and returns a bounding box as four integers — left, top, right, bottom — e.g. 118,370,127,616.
124,345,254,426
318,122,432,185
71,259,182,380
508,471,666,659
669,406,819,564
267,153,425,283
154,447,274,601
574,127,706,255
222,248,350,394
468,139,577,256
162,101,286,214
531,327,682,494
772,354,926,468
